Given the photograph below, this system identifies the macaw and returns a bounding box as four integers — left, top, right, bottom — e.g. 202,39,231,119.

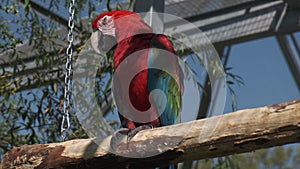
91,10,183,169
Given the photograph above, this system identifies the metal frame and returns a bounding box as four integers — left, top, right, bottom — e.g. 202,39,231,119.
276,34,300,92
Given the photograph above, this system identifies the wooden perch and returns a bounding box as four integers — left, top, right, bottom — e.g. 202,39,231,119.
2,100,300,169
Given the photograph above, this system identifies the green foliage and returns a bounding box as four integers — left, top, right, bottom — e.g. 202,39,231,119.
225,67,244,111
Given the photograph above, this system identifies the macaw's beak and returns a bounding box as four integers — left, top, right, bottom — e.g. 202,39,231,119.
91,29,117,54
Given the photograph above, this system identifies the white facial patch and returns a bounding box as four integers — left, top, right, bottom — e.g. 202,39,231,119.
97,15,115,37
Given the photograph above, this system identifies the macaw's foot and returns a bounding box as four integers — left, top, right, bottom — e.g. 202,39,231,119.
110,128,130,151
110,125,153,151
127,124,153,141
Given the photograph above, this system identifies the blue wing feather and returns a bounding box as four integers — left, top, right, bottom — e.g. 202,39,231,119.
148,37,181,169
147,48,181,126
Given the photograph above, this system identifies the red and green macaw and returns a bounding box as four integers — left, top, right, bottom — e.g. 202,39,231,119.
91,10,183,169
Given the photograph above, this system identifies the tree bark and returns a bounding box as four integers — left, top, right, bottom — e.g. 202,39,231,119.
2,100,300,169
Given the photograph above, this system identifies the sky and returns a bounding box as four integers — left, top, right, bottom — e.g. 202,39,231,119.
223,34,300,113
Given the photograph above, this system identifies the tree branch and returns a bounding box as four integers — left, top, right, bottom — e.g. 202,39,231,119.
2,100,300,169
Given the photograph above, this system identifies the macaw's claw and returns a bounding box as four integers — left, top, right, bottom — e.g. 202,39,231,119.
127,124,153,142
110,125,153,150
110,128,130,151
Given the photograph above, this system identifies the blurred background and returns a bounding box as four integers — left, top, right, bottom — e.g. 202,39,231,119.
0,0,299,168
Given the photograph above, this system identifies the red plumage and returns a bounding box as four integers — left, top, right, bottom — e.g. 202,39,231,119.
92,10,182,129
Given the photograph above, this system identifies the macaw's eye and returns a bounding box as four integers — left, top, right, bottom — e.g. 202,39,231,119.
102,15,108,25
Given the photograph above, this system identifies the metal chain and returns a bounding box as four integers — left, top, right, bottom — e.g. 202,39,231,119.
61,0,75,141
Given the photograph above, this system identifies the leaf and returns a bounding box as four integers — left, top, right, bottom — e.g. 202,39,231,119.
224,67,233,71
226,80,234,85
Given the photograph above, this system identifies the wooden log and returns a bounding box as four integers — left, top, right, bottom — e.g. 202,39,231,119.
2,100,300,169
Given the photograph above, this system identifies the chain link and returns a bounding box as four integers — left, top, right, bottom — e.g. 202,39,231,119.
61,0,75,141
